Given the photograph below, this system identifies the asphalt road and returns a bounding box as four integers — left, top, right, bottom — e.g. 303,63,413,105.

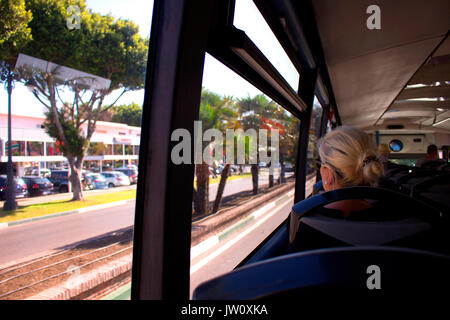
0,172,294,269
0,202,136,267
209,171,293,201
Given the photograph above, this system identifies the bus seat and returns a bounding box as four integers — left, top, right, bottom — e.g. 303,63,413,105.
420,159,447,170
300,216,431,246
439,163,450,173
411,173,450,214
192,246,450,299
396,169,442,193
383,164,413,179
289,187,449,255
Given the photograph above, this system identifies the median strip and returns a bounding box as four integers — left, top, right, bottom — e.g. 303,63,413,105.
0,199,135,229
190,188,295,260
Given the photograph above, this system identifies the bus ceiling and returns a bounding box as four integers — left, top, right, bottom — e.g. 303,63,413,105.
308,0,450,133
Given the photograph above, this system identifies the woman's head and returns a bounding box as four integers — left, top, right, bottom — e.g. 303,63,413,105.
318,126,384,191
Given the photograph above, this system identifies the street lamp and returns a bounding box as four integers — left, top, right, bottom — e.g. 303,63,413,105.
3,69,18,211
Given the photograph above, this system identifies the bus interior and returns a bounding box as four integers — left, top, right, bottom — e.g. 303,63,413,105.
127,0,450,300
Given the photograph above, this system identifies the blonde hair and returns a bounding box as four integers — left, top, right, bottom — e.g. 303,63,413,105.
378,143,390,157
318,126,384,187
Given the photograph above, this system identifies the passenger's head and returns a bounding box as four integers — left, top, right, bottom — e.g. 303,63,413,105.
318,126,384,191
426,144,438,158
378,143,390,163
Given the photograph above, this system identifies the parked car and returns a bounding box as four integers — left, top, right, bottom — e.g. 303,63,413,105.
49,170,69,193
216,164,238,176
21,176,53,197
0,175,28,201
284,163,294,172
102,171,131,187
115,167,138,184
85,173,108,189
24,167,51,178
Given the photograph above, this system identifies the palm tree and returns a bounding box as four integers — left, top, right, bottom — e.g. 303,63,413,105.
194,89,237,216
236,94,278,195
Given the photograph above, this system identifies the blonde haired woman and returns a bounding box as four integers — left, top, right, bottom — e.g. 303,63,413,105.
317,126,384,218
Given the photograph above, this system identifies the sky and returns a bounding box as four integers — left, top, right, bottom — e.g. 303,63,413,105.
0,0,300,118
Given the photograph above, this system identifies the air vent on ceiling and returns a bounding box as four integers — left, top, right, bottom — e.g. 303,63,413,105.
387,125,404,129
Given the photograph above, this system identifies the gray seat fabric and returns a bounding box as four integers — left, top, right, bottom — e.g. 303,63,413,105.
301,215,432,246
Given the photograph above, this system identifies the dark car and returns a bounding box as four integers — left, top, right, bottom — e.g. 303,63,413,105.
115,168,138,184
0,175,29,201
21,176,54,197
49,170,69,193
284,163,294,172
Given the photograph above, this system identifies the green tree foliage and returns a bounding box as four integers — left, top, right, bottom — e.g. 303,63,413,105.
16,0,148,200
236,94,278,194
0,0,32,64
109,102,142,126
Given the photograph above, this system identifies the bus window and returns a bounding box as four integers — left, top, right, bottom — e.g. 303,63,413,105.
0,0,151,300
190,57,300,296
304,96,323,194
233,0,300,91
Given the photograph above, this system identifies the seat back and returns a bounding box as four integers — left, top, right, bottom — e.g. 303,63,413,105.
193,247,450,299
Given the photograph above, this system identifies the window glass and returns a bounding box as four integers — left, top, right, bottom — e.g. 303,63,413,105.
0,0,150,300
27,141,44,156
10,141,26,156
190,58,300,297
113,144,123,156
233,0,300,91
125,145,133,155
88,142,107,155
46,142,62,156
305,97,323,195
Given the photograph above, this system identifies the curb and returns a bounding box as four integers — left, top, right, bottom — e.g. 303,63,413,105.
0,199,136,229
26,254,132,300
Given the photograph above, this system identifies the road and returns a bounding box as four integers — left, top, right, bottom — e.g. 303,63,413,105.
0,172,295,270
208,171,293,201
0,201,136,267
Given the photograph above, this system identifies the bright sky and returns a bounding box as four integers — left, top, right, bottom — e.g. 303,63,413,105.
0,0,299,118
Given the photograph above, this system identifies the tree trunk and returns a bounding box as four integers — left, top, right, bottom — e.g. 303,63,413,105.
279,153,286,184
194,162,210,216
69,157,84,201
268,163,274,188
251,164,259,195
212,163,230,213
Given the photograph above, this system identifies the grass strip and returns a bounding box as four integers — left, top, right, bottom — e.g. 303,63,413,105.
0,189,136,224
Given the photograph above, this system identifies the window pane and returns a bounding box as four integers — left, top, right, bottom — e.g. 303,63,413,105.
191,59,300,297
305,96,323,195
0,0,151,300
233,0,300,90
27,141,44,156
10,141,26,156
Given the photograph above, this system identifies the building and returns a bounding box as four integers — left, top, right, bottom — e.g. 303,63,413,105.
0,113,141,176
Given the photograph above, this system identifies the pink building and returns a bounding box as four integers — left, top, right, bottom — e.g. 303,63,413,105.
0,113,141,176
